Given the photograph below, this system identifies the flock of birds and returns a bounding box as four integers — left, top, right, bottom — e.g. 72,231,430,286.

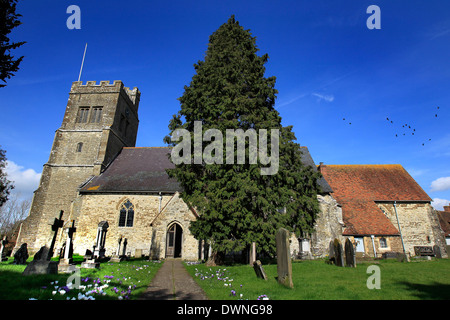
342,106,441,146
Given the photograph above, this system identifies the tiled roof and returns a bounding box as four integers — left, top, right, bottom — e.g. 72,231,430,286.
80,146,331,195
319,164,432,236
436,204,450,237
80,147,182,193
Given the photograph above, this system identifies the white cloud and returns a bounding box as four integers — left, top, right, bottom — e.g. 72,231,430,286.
432,198,450,211
312,92,334,102
430,176,450,192
4,161,41,198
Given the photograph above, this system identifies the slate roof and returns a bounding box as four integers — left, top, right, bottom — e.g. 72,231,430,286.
80,147,181,194
80,146,332,195
299,147,333,194
319,164,432,236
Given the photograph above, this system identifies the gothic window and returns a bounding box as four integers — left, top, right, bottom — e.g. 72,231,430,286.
379,237,388,248
90,107,103,123
76,142,83,152
119,200,134,227
76,107,90,123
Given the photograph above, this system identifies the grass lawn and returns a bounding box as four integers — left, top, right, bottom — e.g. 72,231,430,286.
185,258,450,300
0,255,162,300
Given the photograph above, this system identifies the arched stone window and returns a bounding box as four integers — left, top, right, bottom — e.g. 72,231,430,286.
119,200,134,227
379,237,388,248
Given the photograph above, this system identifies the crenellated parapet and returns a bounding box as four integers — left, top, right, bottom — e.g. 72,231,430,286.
70,80,140,106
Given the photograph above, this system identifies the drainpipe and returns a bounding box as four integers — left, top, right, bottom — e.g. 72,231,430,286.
159,192,162,213
370,235,377,258
393,200,407,259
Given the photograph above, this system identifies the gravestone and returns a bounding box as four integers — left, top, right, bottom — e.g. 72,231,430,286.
433,245,442,259
333,238,344,267
13,243,28,264
58,220,77,273
0,236,8,261
276,228,293,288
48,210,64,260
81,244,100,269
93,221,109,259
22,245,58,275
253,260,267,280
110,236,124,262
135,249,142,259
327,240,335,264
345,238,356,268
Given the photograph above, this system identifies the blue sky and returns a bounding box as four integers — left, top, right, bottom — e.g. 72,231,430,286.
1,0,449,209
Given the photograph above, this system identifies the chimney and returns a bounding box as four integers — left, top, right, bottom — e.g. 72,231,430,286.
444,204,450,212
318,162,326,172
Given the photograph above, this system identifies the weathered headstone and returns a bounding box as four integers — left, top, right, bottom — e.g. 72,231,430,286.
327,240,335,264
13,243,28,264
81,244,100,269
276,228,293,288
22,245,58,275
93,221,109,259
433,245,442,259
345,238,356,268
253,260,267,280
135,248,143,259
333,238,344,267
110,236,122,262
0,236,8,261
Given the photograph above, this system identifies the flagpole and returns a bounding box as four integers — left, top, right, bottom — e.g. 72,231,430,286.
78,43,88,81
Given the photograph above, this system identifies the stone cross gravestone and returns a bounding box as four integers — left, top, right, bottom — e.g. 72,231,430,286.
48,210,64,260
253,260,267,280
345,238,356,268
276,228,293,288
110,236,123,262
333,238,344,267
59,220,77,273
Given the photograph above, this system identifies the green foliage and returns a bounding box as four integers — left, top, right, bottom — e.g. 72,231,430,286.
165,16,322,262
0,0,26,87
0,146,14,207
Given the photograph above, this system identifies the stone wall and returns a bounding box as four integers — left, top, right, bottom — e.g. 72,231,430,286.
71,192,199,260
14,81,140,255
377,202,448,258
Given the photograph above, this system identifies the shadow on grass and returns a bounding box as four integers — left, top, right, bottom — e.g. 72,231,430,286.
397,281,450,300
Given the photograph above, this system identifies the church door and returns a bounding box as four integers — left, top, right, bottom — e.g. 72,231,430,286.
166,223,183,258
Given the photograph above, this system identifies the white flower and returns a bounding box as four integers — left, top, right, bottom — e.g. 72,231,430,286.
59,290,66,295
29,298,37,300
118,296,123,300
52,291,57,295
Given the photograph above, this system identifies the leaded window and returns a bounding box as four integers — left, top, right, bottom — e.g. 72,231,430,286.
119,200,134,227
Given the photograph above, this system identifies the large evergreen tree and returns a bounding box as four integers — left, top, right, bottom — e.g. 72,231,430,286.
165,16,322,265
0,146,14,207
0,0,26,88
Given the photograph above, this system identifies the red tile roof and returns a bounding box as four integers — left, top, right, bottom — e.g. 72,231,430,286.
319,164,432,236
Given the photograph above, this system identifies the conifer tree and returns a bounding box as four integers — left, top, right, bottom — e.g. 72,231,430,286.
0,0,26,88
165,16,322,265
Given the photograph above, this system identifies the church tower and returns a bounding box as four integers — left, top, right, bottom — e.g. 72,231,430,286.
16,80,140,254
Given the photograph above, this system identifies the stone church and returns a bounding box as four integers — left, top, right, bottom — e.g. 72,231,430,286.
14,80,448,261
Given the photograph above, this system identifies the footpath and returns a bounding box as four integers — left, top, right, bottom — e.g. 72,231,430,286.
139,258,208,300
